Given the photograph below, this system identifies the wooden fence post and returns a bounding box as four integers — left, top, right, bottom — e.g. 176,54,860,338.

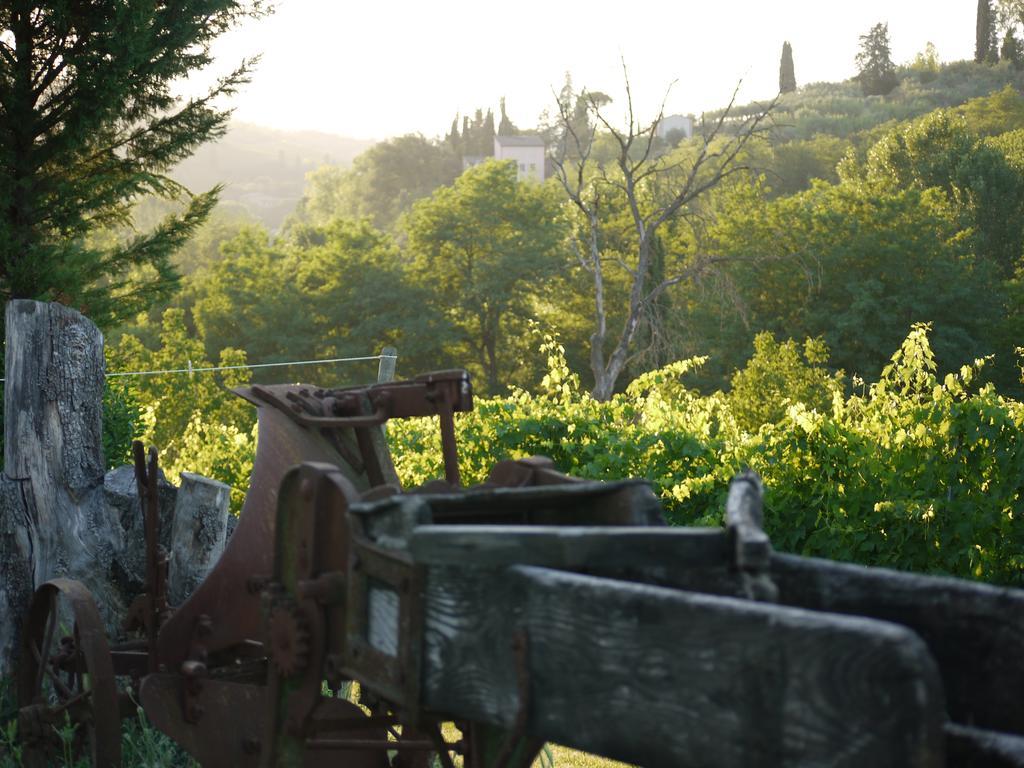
377,346,397,383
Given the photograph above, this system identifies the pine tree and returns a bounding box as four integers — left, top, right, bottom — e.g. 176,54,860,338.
498,97,517,135
855,22,899,96
0,2,267,330
779,41,797,93
977,0,995,62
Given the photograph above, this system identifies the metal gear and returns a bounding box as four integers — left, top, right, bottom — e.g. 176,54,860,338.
268,600,311,677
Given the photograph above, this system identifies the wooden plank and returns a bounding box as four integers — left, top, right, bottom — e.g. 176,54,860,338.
771,553,1024,735
409,525,728,569
404,480,665,526
945,724,1024,767
420,564,946,768
725,470,771,571
408,523,759,601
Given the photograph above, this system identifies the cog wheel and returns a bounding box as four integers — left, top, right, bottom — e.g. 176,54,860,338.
268,600,311,677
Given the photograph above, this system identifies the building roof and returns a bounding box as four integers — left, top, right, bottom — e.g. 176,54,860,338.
495,135,546,147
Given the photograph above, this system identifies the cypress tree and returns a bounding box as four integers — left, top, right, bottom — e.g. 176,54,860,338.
1003,30,1024,69
977,0,995,63
482,109,496,156
779,41,797,93
498,97,517,136
0,1,267,330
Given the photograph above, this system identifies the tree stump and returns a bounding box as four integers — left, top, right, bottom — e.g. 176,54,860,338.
168,473,231,605
0,300,231,674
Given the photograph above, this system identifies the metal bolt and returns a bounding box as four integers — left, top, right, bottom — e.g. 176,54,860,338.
242,737,261,755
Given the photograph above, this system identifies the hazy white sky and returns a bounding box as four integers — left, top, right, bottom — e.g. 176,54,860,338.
194,1,977,140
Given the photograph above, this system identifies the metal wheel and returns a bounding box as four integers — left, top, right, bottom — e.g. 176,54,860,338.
17,578,122,768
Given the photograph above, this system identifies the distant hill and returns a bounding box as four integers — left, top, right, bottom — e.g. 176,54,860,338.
171,122,376,230
708,61,1024,145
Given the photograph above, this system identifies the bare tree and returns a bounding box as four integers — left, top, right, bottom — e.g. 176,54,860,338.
549,68,775,400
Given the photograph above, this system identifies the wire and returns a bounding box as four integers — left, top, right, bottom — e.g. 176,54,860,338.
0,354,398,383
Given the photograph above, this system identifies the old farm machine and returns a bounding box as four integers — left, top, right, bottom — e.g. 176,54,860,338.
13,369,1024,767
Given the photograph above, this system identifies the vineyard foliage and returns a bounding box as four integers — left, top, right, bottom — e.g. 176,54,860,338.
123,325,1024,586
390,328,1024,586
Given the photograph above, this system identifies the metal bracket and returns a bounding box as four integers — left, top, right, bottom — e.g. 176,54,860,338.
341,534,427,724
493,629,533,768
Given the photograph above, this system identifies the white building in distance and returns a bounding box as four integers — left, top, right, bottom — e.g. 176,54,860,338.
657,114,694,142
494,135,546,182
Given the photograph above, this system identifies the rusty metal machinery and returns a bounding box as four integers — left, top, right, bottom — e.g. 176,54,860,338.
13,368,1024,768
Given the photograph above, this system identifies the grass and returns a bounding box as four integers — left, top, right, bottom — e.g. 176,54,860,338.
541,745,633,768
1,677,633,768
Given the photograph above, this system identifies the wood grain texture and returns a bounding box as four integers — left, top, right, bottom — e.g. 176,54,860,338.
409,525,727,569
168,472,231,605
408,524,766,602
771,553,1024,735
945,724,1024,767
0,301,113,671
421,564,946,768
406,480,665,527
0,301,233,674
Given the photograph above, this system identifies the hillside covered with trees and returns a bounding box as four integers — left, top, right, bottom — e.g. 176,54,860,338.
2,4,1024,766
3,0,1024,587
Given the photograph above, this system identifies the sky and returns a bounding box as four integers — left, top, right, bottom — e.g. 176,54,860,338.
190,1,978,140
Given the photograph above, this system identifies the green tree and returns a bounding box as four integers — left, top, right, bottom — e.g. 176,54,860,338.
1002,30,1024,68
705,179,1001,381
189,219,456,383
405,160,567,393
288,218,457,378
978,0,997,62
769,134,851,195
728,333,843,432
190,226,309,367
910,42,941,82
293,135,461,232
0,1,266,330
956,84,1024,136
779,41,797,94
498,97,517,136
109,307,253,467
482,109,496,155
855,23,899,96
852,110,1024,278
